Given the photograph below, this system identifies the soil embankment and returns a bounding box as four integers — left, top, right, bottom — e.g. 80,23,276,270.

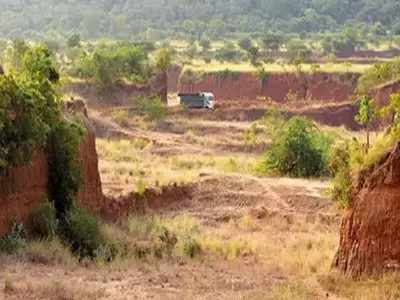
167,65,182,93
169,100,361,130
374,80,400,107
0,109,104,236
178,72,359,103
65,72,167,108
295,102,362,131
334,142,400,277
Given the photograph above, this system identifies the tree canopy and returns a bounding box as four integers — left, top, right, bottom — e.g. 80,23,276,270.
0,0,399,40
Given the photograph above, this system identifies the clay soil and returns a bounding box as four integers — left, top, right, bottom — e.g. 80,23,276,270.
0,97,393,300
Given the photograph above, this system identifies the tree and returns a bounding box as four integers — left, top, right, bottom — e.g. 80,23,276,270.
75,45,148,90
67,33,81,48
215,43,240,62
0,45,61,172
260,116,331,178
355,96,376,152
381,93,400,128
247,46,260,66
4,39,29,72
286,39,312,63
262,32,284,57
238,38,253,51
155,48,172,72
186,43,198,59
200,38,211,51
0,1,400,39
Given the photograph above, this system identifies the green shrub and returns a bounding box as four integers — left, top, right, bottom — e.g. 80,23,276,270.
48,121,84,220
61,208,121,262
0,223,26,254
179,68,205,84
62,208,105,259
357,59,400,94
256,67,269,87
153,227,178,258
28,202,58,240
111,110,130,127
329,141,352,208
127,215,202,259
214,43,242,63
180,235,201,258
259,117,333,177
211,69,241,81
135,97,167,122
73,44,149,90
0,45,61,173
244,123,262,146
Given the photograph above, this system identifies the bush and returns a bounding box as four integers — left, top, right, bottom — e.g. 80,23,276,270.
48,120,84,220
0,223,26,254
136,97,167,122
180,235,201,258
73,44,149,90
28,202,58,240
329,141,352,208
23,238,75,266
256,67,269,87
211,69,241,81
111,110,130,127
179,68,204,85
259,117,333,177
62,208,114,260
0,45,61,173
214,43,242,62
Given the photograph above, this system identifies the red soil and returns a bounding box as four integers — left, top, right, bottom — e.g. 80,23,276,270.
0,112,104,236
102,184,192,221
295,102,361,131
65,72,168,107
178,72,359,103
334,142,400,277
167,65,182,93
374,80,400,107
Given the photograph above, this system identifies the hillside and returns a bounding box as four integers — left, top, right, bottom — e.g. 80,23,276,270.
0,0,400,39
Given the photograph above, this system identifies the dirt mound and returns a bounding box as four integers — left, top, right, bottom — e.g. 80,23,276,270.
174,100,360,129
333,142,400,277
295,102,361,131
102,175,337,228
102,184,193,221
178,72,359,103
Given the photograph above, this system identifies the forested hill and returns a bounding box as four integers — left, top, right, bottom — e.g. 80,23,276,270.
1,0,400,40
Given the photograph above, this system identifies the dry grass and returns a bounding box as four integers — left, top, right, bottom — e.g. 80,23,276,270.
320,272,400,300
185,60,372,74
97,137,258,196
4,98,396,298
4,280,106,300
20,239,76,267
263,280,318,300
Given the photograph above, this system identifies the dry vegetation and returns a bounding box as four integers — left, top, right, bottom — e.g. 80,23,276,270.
186,60,373,74
1,99,398,300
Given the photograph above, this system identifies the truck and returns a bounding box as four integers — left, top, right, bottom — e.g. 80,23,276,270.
178,92,215,110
